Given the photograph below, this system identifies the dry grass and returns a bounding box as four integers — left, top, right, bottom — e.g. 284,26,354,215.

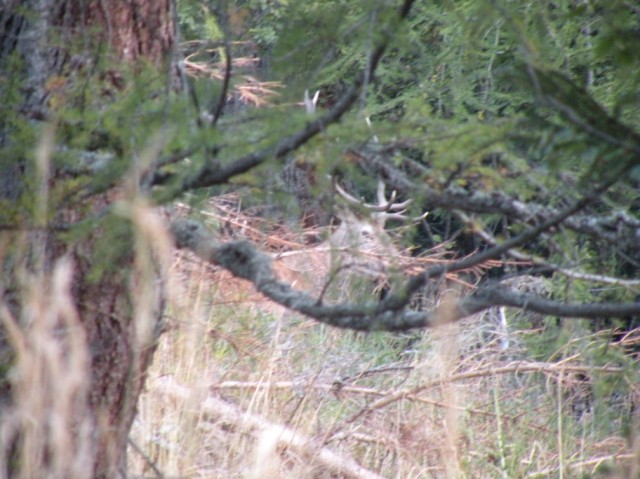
129,198,640,478
0,257,94,479
0,186,636,478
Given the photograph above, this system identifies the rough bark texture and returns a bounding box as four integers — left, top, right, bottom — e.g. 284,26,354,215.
0,0,177,116
0,1,177,477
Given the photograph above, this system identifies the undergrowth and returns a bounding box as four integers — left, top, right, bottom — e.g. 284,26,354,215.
128,199,640,479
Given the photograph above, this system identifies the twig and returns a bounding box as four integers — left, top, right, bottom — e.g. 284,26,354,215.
342,361,624,426
208,41,232,127
127,437,165,478
525,452,635,478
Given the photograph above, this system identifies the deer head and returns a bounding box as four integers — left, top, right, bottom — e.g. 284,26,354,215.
330,179,411,253
175,180,424,318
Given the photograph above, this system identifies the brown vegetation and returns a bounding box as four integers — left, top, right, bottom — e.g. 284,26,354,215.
129,205,638,476
173,189,479,317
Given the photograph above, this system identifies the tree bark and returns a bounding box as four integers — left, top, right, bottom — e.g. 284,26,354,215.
0,1,177,477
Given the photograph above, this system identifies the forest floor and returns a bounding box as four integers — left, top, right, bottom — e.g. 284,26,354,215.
129,197,638,478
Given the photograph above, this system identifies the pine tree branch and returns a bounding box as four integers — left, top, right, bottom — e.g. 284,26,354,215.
154,0,418,198
368,155,640,254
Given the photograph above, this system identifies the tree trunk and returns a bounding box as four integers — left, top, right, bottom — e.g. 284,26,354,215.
0,1,177,477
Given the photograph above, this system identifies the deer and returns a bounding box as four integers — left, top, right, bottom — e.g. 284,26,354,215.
272,179,417,304
177,90,425,316
172,179,417,321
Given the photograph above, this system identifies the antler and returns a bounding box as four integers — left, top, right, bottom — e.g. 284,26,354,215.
334,179,410,211
333,178,428,223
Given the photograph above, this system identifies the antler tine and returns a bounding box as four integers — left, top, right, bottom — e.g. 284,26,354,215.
376,180,402,208
414,211,429,221
383,211,408,221
375,180,429,223
334,178,414,213
376,180,389,205
304,89,320,115
381,209,429,224
333,179,366,206
333,177,428,225
376,179,413,211
389,198,412,211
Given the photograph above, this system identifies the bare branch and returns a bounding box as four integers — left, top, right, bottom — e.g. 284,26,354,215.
526,65,640,156
380,178,618,310
340,359,626,427
208,41,232,128
366,154,640,254
170,218,640,332
467,286,640,318
455,210,640,287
